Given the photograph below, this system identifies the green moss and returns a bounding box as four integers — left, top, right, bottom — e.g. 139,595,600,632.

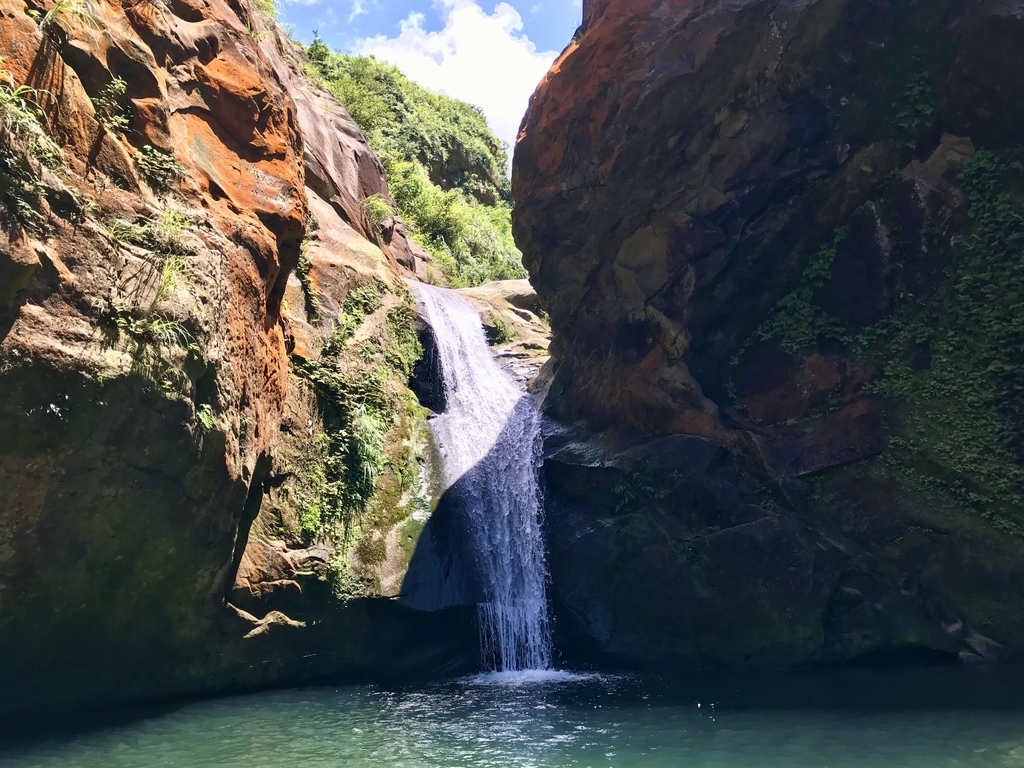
292,284,426,548
384,301,424,377
397,514,428,573
753,228,849,354
862,151,1024,533
734,147,1024,536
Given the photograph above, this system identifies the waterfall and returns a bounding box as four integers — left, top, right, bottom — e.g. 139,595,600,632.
410,282,553,672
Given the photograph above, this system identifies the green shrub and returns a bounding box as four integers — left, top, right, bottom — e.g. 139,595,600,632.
196,403,216,431
0,70,60,167
134,145,185,193
361,193,395,232
91,77,129,134
305,41,526,287
253,0,276,19
484,312,517,345
383,155,524,287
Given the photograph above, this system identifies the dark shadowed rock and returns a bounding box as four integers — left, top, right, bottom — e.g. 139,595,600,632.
517,0,1024,666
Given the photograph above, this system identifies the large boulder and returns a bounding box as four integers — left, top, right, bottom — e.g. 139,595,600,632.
515,0,1024,665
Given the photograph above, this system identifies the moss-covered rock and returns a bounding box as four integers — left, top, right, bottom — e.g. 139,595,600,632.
0,0,473,721
517,0,1024,665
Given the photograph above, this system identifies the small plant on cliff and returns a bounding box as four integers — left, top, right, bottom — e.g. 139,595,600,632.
35,0,100,35
134,145,185,194
155,256,191,303
296,230,321,320
0,68,60,167
343,281,384,317
253,0,277,19
361,193,395,234
484,312,517,345
613,458,683,513
893,70,938,147
754,228,849,354
0,66,59,226
108,209,195,254
91,77,129,134
196,403,216,431
109,311,194,348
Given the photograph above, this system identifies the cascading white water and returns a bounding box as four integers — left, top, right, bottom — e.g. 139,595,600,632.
411,281,553,672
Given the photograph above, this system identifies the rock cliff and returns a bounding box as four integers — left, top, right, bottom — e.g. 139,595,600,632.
515,0,1024,668
0,0,470,719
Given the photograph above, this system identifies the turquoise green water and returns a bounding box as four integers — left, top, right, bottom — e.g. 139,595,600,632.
3,667,1024,767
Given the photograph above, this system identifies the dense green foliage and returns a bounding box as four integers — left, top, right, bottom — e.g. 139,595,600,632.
293,280,425,543
865,151,1024,534
753,229,849,354
305,39,525,287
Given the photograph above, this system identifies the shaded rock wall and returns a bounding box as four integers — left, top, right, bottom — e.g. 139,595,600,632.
515,0,1024,667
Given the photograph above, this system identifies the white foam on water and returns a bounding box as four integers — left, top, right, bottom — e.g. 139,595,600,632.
462,669,603,686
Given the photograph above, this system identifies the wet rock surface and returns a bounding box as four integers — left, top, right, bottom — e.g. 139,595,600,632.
517,0,1024,666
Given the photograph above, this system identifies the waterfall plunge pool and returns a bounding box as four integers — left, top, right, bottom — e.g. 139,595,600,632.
4,666,1024,767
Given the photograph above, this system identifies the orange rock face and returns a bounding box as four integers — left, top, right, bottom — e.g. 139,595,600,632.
0,0,449,718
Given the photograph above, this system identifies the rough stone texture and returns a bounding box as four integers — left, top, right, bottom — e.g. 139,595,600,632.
0,0,468,720
459,279,551,389
258,32,432,279
544,429,996,669
516,0,1024,667
0,0,306,715
221,30,471,685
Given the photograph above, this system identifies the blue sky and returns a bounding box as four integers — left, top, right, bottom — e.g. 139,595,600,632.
276,1,583,155
279,1,581,55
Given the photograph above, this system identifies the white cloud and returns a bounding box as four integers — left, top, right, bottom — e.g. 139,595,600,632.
356,1,558,167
